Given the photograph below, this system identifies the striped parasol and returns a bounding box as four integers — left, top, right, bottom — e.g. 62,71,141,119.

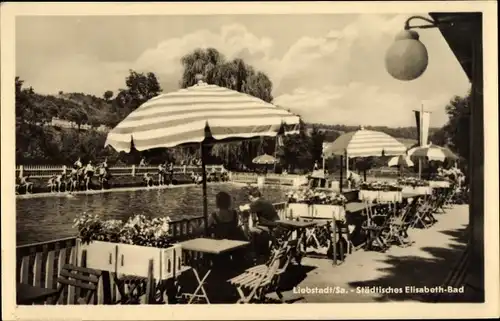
252,153,278,165
322,127,406,191
322,127,407,158
407,143,458,162
105,79,299,152
105,77,300,234
388,155,414,167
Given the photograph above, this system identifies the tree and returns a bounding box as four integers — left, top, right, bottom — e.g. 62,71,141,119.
309,126,325,164
180,48,225,88
15,77,47,124
103,90,114,102
64,108,89,130
112,70,162,119
428,127,448,147
441,91,471,161
180,48,274,103
276,120,313,173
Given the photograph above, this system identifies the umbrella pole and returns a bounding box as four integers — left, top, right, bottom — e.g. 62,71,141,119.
339,155,343,193
200,142,209,236
418,158,422,179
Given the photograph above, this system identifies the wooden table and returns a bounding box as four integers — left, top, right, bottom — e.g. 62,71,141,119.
346,202,373,214
17,283,59,305
402,192,426,199
178,238,249,303
276,219,317,230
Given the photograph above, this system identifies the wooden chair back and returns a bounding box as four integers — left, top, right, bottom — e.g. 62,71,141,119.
55,264,102,305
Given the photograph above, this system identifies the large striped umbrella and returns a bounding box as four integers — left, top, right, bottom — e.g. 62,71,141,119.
388,154,414,177
322,127,407,158
105,78,300,233
322,127,406,191
407,143,458,162
388,155,414,167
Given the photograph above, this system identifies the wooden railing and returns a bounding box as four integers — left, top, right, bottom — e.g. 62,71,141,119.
229,172,258,184
16,237,79,304
230,172,307,187
15,164,224,179
16,202,288,304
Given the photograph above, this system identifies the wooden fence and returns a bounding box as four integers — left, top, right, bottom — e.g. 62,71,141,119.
16,202,288,305
15,165,224,179
230,172,305,186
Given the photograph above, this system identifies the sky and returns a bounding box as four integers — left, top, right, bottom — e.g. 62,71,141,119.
16,14,470,127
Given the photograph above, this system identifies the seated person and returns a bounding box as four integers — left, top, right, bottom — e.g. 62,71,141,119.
143,173,153,187
247,188,281,258
347,170,362,189
206,191,245,241
19,175,33,193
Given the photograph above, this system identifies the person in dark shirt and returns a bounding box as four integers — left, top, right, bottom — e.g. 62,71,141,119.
247,188,280,259
249,189,280,225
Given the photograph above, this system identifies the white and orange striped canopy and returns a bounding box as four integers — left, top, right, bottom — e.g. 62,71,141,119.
105,81,300,152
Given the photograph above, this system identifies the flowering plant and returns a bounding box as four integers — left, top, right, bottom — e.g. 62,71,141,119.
435,167,463,182
73,212,173,248
286,188,347,206
359,181,403,192
397,177,430,187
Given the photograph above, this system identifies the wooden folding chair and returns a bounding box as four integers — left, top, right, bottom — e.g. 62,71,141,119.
362,203,391,252
408,195,429,227
385,200,417,247
228,241,291,303
304,220,330,255
432,190,449,213
114,275,148,304
53,264,102,304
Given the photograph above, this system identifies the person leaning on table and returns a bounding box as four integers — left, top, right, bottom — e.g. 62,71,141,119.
247,187,281,259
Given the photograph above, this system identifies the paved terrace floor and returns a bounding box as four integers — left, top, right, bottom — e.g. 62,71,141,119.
275,204,470,303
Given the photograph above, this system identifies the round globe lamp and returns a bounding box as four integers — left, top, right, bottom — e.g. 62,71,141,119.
385,30,429,81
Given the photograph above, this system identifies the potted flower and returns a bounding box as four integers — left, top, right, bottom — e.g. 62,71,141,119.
429,169,453,188
286,189,313,218
73,213,182,280
311,192,348,221
397,177,432,195
287,189,347,220
359,181,403,203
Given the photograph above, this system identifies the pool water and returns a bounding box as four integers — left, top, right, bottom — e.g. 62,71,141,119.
16,183,290,245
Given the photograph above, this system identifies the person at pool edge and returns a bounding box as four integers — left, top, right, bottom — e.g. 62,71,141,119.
247,187,280,260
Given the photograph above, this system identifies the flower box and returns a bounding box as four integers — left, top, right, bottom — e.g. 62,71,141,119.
377,191,403,203
401,185,433,195
359,190,379,202
287,203,345,221
310,204,346,221
287,203,311,219
79,241,183,280
428,180,451,188
286,189,347,207
359,190,402,203
73,213,183,280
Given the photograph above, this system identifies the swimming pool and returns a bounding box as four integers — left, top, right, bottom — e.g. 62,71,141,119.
15,183,290,245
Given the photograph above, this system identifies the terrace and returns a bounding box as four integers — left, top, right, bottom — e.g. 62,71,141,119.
16,196,474,305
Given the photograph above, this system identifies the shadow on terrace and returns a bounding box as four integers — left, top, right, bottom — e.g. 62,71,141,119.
348,226,468,302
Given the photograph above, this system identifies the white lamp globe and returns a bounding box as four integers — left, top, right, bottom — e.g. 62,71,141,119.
385,30,429,81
